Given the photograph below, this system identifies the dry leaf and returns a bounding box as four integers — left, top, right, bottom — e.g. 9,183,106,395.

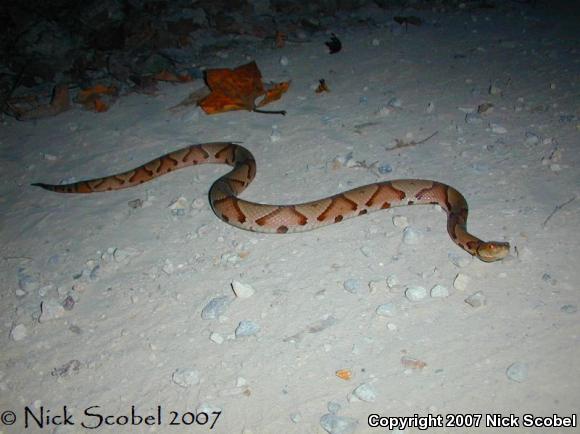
198,61,289,115
315,79,330,93
275,31,286,48
76,84,118,112
11,84,71,120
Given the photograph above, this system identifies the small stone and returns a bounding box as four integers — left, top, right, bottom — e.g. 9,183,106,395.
235,320,260,337
327,401,342,414
490,123,507,134
209,332,224,344
39,299,66,322
387,97,402,108
378,163,392,174
270,125,281,142
62,295,75,311
386,322,398,331
231,281,255,298
464,291,486,308
51,360,81,377
113,247,140,263
10,324,27,341
201,296,232,320
172,368,200,387
351,383,377,402
477,102,494,114
401,355,427,370
343,278,363,294
465,112,483,124
405,286,427,301
376,303,396,317
506,362,528,383
168,196,188,216
192,198,205,209
402,227,422,245
386,274,399,288
162,259,174,275
15,289,27,297
560,304,577,314
279,56,289,66
18,274,40,292
127,198,143,209
371,38,380,46
290,412,302,423
448,252,471,267
368,279,387,293
425,101,435,113
524,132,540,146
488,83,502,95
392,215,409,228
430,284,449,298
320,414,358,434
453,273,471,291
42,153,58,161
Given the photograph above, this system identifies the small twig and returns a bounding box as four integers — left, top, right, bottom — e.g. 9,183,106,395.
252,107,286,115
542,196,576,228
386,130,438,151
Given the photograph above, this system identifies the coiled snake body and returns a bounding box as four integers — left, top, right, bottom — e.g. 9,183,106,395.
33,142,510,262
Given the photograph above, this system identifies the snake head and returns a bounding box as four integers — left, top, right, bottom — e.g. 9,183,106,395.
476,241,510,262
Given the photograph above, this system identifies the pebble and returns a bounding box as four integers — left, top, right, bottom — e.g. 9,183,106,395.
376,105,393,117
320,414,358,434
270,125,281,142
201,296,232,320
18,274,40,292
172,368,200,387
343,278,363,294
39,299,66,322
560,304,577,314
386,322,398,331
430,284,449,298
168,196,188,216
127,198,143,209
386,274,399,288
231,280,255,298
405,286,427,301
506,362,528,383
279,56,289,66
371,38,380,46
465,112,483,124
392,215,409,229
113,247,140,262
192,198,205,209
368,279,388,293
10,323,27,341
402,227,423,245
425,101,435,113
524,132,540,146
401,355,427,370
464,291,486,308
162,259,174,275
290,412,302,423
387,97,402,108
327,401,342,414
448,252,471,267
235,320,260,337
453,273,471,291
209,332,224,344
378,163,392,174
376,303,396,317
488,83,502,95
351,383,377,402
490,123,507,134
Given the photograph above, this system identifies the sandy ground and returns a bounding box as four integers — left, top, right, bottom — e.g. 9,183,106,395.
1,3,579,434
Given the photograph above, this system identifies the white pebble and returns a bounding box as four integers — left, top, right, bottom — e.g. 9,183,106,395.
201,296,232,320
209,332,224,344
386,274,399,288
168,196,188,216
506,362,528,382
39,299,65,322
371,38,380,46
425,101,435,113
10,324,27,341
231,280,255,298
402,227,423,245
405,286,427,301
430,284,449,298
235,320,260,337
453,273,471,291
352,383,377,402
392,215,409,228
375,303,396,317
464,291,486,308
343,278,363,294
172,368,200,387
279,56,289,66
490,123,507,134
386,322,398,331
320,414,358,434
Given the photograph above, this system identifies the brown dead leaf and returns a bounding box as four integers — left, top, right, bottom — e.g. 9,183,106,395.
275,31,286,48
198,61,289,115
315,79,330,93
10,84,71,120
76,84,118,112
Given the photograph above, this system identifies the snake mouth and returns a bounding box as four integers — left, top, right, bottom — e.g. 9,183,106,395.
476,241,510,262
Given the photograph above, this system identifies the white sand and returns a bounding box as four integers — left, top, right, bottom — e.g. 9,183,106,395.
1,3,579,433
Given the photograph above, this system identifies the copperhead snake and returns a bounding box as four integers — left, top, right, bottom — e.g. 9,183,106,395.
33,142,510,262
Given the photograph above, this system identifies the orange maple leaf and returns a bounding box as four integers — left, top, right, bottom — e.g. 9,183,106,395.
199,61,289,115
